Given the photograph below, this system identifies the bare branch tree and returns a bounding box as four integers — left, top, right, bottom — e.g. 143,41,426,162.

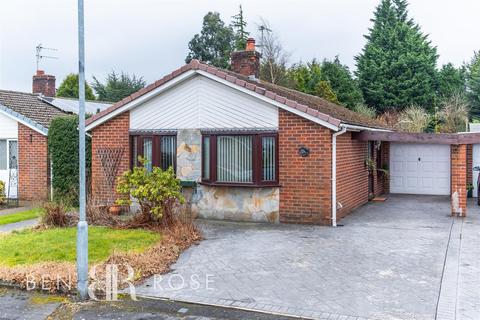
256,18,290,86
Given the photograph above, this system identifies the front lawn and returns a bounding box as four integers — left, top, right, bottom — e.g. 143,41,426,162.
0,226,161,266
0,208,42,226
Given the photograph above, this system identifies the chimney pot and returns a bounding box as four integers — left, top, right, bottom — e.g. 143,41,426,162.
246,38,255,51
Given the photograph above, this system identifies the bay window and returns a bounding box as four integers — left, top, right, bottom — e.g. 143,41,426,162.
201,131,278,186
130,133,177,172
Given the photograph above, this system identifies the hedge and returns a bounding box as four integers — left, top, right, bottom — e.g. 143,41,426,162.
48,115,91,205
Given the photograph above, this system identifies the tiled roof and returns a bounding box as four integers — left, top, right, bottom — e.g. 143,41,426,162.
86,60,389,130
0,90,66,128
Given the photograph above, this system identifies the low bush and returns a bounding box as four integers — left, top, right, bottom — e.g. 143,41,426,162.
41,202,69,227
116,163,184,227
0,181,5,205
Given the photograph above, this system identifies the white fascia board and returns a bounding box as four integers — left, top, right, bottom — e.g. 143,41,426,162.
85,70,197,131
0,105,48,136
197,70,340,131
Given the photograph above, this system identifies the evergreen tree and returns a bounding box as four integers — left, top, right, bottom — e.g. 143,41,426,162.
231,5,249,50
288,60,338,103
355,0,438,112
186,12,235,69
467,51,480,118
321,57,364,109
92,71,146,102
436,63,466,99
57,73,96,100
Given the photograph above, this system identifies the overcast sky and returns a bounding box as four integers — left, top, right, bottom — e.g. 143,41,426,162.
1,0,479,93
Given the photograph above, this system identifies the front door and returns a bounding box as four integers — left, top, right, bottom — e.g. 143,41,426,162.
0,139,18,199
473,144,480,198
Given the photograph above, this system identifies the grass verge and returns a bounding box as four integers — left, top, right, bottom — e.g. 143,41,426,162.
0,226,161,266
0,208,42,226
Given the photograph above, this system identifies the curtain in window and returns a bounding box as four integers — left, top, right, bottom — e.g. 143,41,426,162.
132,137,138,167
161,136,176,171
217,136,252,183
8,141,18,169
262,137,275,181
143,138,153,172
202,137,210,180
0,140,6,170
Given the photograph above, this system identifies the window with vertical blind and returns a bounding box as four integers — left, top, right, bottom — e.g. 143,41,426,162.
130,134,177,172
201,132,278,186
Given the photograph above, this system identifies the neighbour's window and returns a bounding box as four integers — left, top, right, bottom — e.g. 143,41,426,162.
0,140,6,170
201,132,278,186
130,134,177,172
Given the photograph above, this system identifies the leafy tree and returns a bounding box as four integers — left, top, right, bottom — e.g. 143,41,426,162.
287,60,338,103
257,18,290,86
185,12,235,69
436,63,466,99
467,51,480,117
355,0,438,112
48,115,91,205
92,71,146,103
320,57,364,109
231,5,249,50
56,73,96,100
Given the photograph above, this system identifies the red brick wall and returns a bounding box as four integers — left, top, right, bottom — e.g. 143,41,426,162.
336,133,369,219
467,144,473,185
373,141,390,196
90,112,130,203
18,124,49,201
278,110,332,225
451,144,467,216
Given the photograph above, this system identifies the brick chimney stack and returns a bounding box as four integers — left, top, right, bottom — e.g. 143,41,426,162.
231,38,261,80
32,70,56,97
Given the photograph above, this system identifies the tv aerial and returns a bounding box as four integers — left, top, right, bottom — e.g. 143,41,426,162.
35,44,58,70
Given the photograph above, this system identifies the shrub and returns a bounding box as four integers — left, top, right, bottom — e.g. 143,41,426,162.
0,181,5,204
41,202,69,227
116,163,184,227
48,115,91,206
396,106,431,133
438,94,470,133
353,104,376,119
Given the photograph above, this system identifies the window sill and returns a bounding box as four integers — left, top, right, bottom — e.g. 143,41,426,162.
199,181,281,188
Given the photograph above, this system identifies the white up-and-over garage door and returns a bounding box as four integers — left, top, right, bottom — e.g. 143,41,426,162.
390,143,451,195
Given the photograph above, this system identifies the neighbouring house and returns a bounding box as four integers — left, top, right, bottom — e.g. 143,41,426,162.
86,39,477,225
0,90,66,200
0,70,112,201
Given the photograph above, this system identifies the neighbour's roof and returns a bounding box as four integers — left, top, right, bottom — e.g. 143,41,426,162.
0,90,66,128
86,60,389,130
40,96,111,115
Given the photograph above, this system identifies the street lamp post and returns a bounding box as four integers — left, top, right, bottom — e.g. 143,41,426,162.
76,0,89,300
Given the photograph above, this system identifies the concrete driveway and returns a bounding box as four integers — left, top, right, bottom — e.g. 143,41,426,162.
135,195,480,320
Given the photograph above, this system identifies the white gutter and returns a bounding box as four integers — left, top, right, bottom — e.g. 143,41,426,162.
331,126,347,227
341,123,392,132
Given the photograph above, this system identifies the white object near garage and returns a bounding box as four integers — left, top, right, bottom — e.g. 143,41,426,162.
390,143,451,195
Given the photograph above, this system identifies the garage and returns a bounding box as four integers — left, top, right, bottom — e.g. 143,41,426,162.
390,143,451,195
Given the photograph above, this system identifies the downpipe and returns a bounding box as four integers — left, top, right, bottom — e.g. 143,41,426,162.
331,126,347,227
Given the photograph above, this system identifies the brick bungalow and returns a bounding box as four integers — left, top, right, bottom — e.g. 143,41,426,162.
0,72,111,201
86,39,476,225
0,90,66,200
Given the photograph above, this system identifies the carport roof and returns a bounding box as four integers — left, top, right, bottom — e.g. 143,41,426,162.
353,131,480,144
